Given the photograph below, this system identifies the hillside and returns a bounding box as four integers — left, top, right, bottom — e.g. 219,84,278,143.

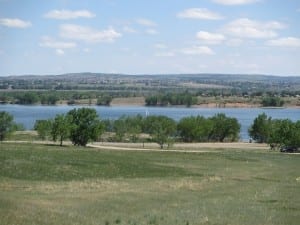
1,73,300,94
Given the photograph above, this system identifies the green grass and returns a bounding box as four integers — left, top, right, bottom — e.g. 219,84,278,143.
0,142,299,225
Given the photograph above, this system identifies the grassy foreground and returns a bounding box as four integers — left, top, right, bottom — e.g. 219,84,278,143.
0,143,299,225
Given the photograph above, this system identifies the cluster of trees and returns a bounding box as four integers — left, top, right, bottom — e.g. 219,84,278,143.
96,95,113,106
104,115,177,148
178,114,240,142
249,113,300,148
2,109,299,150
0,91,59,105
0,91,113,106
34,108,104,146
104,113,240,148
145,93,198,107
261,96,284,107
0,109,240,148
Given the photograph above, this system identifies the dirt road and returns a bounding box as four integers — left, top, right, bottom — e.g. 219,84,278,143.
87,142,269,153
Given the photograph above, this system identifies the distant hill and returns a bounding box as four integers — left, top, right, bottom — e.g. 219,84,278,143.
1,73,300,94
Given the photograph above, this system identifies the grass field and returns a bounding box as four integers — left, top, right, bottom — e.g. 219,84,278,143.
0,142,299,225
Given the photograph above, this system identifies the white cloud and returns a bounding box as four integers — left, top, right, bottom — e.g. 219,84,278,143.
136,18,157,27
266,37,300,47
39,36,77,48
212,0,259,5
0,18,31,28
55,49,65,55
60,24,122,43
123,26,137,33
44,9,95,20
154,43,167,49
196,31,226,44
145,29,158,35
226,38,243,46
180,46,215,55
177,8,223,20
155,52,175,57
223,18,285,39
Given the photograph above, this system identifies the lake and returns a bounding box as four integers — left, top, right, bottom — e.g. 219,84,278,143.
0,104,299,141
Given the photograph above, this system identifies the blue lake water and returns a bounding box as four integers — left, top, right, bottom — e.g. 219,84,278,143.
0,105,299,141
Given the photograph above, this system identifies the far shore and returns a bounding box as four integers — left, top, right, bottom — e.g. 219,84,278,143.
1,102,300,108
1,96,300,108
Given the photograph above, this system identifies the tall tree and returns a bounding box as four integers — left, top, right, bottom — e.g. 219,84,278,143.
113,116,127,141
248,113,272,143
34,119,52,140
51,114,71,146
0,111,15,141
144,115,176,149
209,113,240,142
67,108,104,146
269,119,297,147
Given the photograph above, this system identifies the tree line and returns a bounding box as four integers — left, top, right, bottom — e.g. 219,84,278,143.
1,110,299,150
145,93,198,107
1,109,240,148
0,91,113,106
34,111,241,148
2,90,292,107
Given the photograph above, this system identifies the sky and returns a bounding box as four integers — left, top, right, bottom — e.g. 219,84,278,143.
0,0,300,76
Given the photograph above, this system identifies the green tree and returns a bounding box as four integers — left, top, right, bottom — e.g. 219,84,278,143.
17,92,39,104
292,121,300,147
67,108,104,146
268,119,297,147
145,96,158,106
125,115,143,142
177,116,212,142
34,119,52,140
0,111,16,141
51,114,71,146
262,96,284,107
248,113,272,143
209,113,240,142
41,94,59,105
144,115,176,149
97,95,113,106
112,115,144,142
113,116,127,141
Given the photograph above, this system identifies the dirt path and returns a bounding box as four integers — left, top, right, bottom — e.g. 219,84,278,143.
87,142,269,153
3,140,271,153
87,143,218,153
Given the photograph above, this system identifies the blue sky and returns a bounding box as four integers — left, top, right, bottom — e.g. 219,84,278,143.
0,0,300,76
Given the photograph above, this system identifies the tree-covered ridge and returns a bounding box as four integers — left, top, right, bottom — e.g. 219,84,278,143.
1,73,300,96
1,73,300,107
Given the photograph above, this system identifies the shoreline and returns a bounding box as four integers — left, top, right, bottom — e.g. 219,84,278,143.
1,102,300,109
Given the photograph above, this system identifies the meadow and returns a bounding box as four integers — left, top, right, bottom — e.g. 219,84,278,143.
0,142,299,225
